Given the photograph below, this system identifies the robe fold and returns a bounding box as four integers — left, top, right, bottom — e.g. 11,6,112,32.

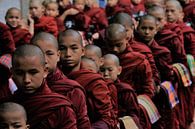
183,1,195,28
115,79,142,129
46,68,91,129
129,40,160,85
0,22,15,56
34,16,58,37
10,27,32,47
67,69,117,129
12,81,77,129
154,23,187,66
118,45,155,98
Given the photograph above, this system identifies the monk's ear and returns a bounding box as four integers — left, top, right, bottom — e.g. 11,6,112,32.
99,57,104,67
81,47,85,56
117,66,122,75
43,66,49,78
57,50,61,62
26,124,30,129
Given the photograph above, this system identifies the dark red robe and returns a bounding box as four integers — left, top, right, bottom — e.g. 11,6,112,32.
34,16,58,37
129,40,160,86
154,23,187,66
12,81,77,129
115,79,142,129
56,17,66,32
183,1,195,29
9,27,32,48
67,69,117,129
118,45,155,98
85,7,108,32
0,22,15,56
46,68,91,129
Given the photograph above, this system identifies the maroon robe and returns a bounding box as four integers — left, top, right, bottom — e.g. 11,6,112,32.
85,7,108,32
129,40,160,86
10,27,32,48
67,69,117,129
183,1,195,28
12,81,77,129
154,23,187,65
0,22,15,56
118,45,155,98
177,21,195,57
115,79,142,129
46,68,91,129
34,16,58,37
56,17,66,32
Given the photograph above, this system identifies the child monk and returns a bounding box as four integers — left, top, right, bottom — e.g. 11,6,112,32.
112,12,161,87
58,29,118,129
29,0,58,37
105,23,155,99
31,32,91,129
0,22,15,56
165,0,195,57
0,102,30,129
100,54,142,129
11,44,77,129
81,56,99,72
147,6,187,66
5,7,32,48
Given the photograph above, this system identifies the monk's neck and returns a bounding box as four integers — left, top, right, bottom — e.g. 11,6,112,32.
62,63,81,75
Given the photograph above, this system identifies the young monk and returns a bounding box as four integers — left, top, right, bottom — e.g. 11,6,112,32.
165,0,195,57
100,54,142,129
81,56,99,72
112,12,161,87
0,102,30,129
58,29,118,129
5,7,32,48
29,0,58,37
0,22,15,56
31,32,91,129
11,44,77,129
147,5,187,66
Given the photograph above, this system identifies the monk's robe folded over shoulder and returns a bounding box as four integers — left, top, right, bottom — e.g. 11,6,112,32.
115,79,142,129
46,68,91,129
10,27,32,48
0,22,15,56
85,7,108,32
12,81,77,129
129,40,160,86
155,23,187,66
34,16,58,37
67,69,117,129
177,21,195,58
118,45,155,98
183,1,195,28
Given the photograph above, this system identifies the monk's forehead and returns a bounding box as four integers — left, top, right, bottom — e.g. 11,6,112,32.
106,24,126,40
104,54,120,66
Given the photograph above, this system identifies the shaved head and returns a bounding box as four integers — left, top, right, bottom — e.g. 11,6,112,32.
105,23,127,41
0,102,27,121
30,0,44,5
31,32,58,49
5,7,21,19
85,44,102,58
145,0,165,9
58,29,83,47
81,56,98,72
147,5,166,16
138,15,158,27
12,44,45,67
165,0,183,11
103,54,120,66
112,13,134,28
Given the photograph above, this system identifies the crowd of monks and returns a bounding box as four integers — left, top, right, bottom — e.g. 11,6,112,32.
0,0,194,128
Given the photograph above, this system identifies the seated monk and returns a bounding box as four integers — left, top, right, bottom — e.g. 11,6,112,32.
0,102,30,129
11,44,77,129
58,29,118,129
31,32,91,129
100,54,143,129
105,23,155,99
0,22,15,56
5,7,32,48
29,0,58,37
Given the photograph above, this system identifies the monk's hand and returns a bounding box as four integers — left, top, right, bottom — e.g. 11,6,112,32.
67,8,79,15
155,85,161,94
19,19,28,30
28,14,34,25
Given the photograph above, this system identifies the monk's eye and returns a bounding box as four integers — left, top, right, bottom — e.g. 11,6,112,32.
100,68,105,72
59,45,66,51
13,124,22,128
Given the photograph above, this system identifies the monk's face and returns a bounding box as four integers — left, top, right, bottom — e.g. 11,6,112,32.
5,9,21,28
35,40,60,73
59,35,84,68
81,60,98,73
107,0,118,7
74,0,85,11
125,26,134,41
106,34,128,54
29,1,45,19
57,0,70,9
149,10,167,30
100,58,121,81
45,3,59,17
165,2,181,23
137,19,157,42
12,56,47,94
0,111,29,129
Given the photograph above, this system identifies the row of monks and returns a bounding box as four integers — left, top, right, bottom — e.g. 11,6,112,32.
0,0,194,128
